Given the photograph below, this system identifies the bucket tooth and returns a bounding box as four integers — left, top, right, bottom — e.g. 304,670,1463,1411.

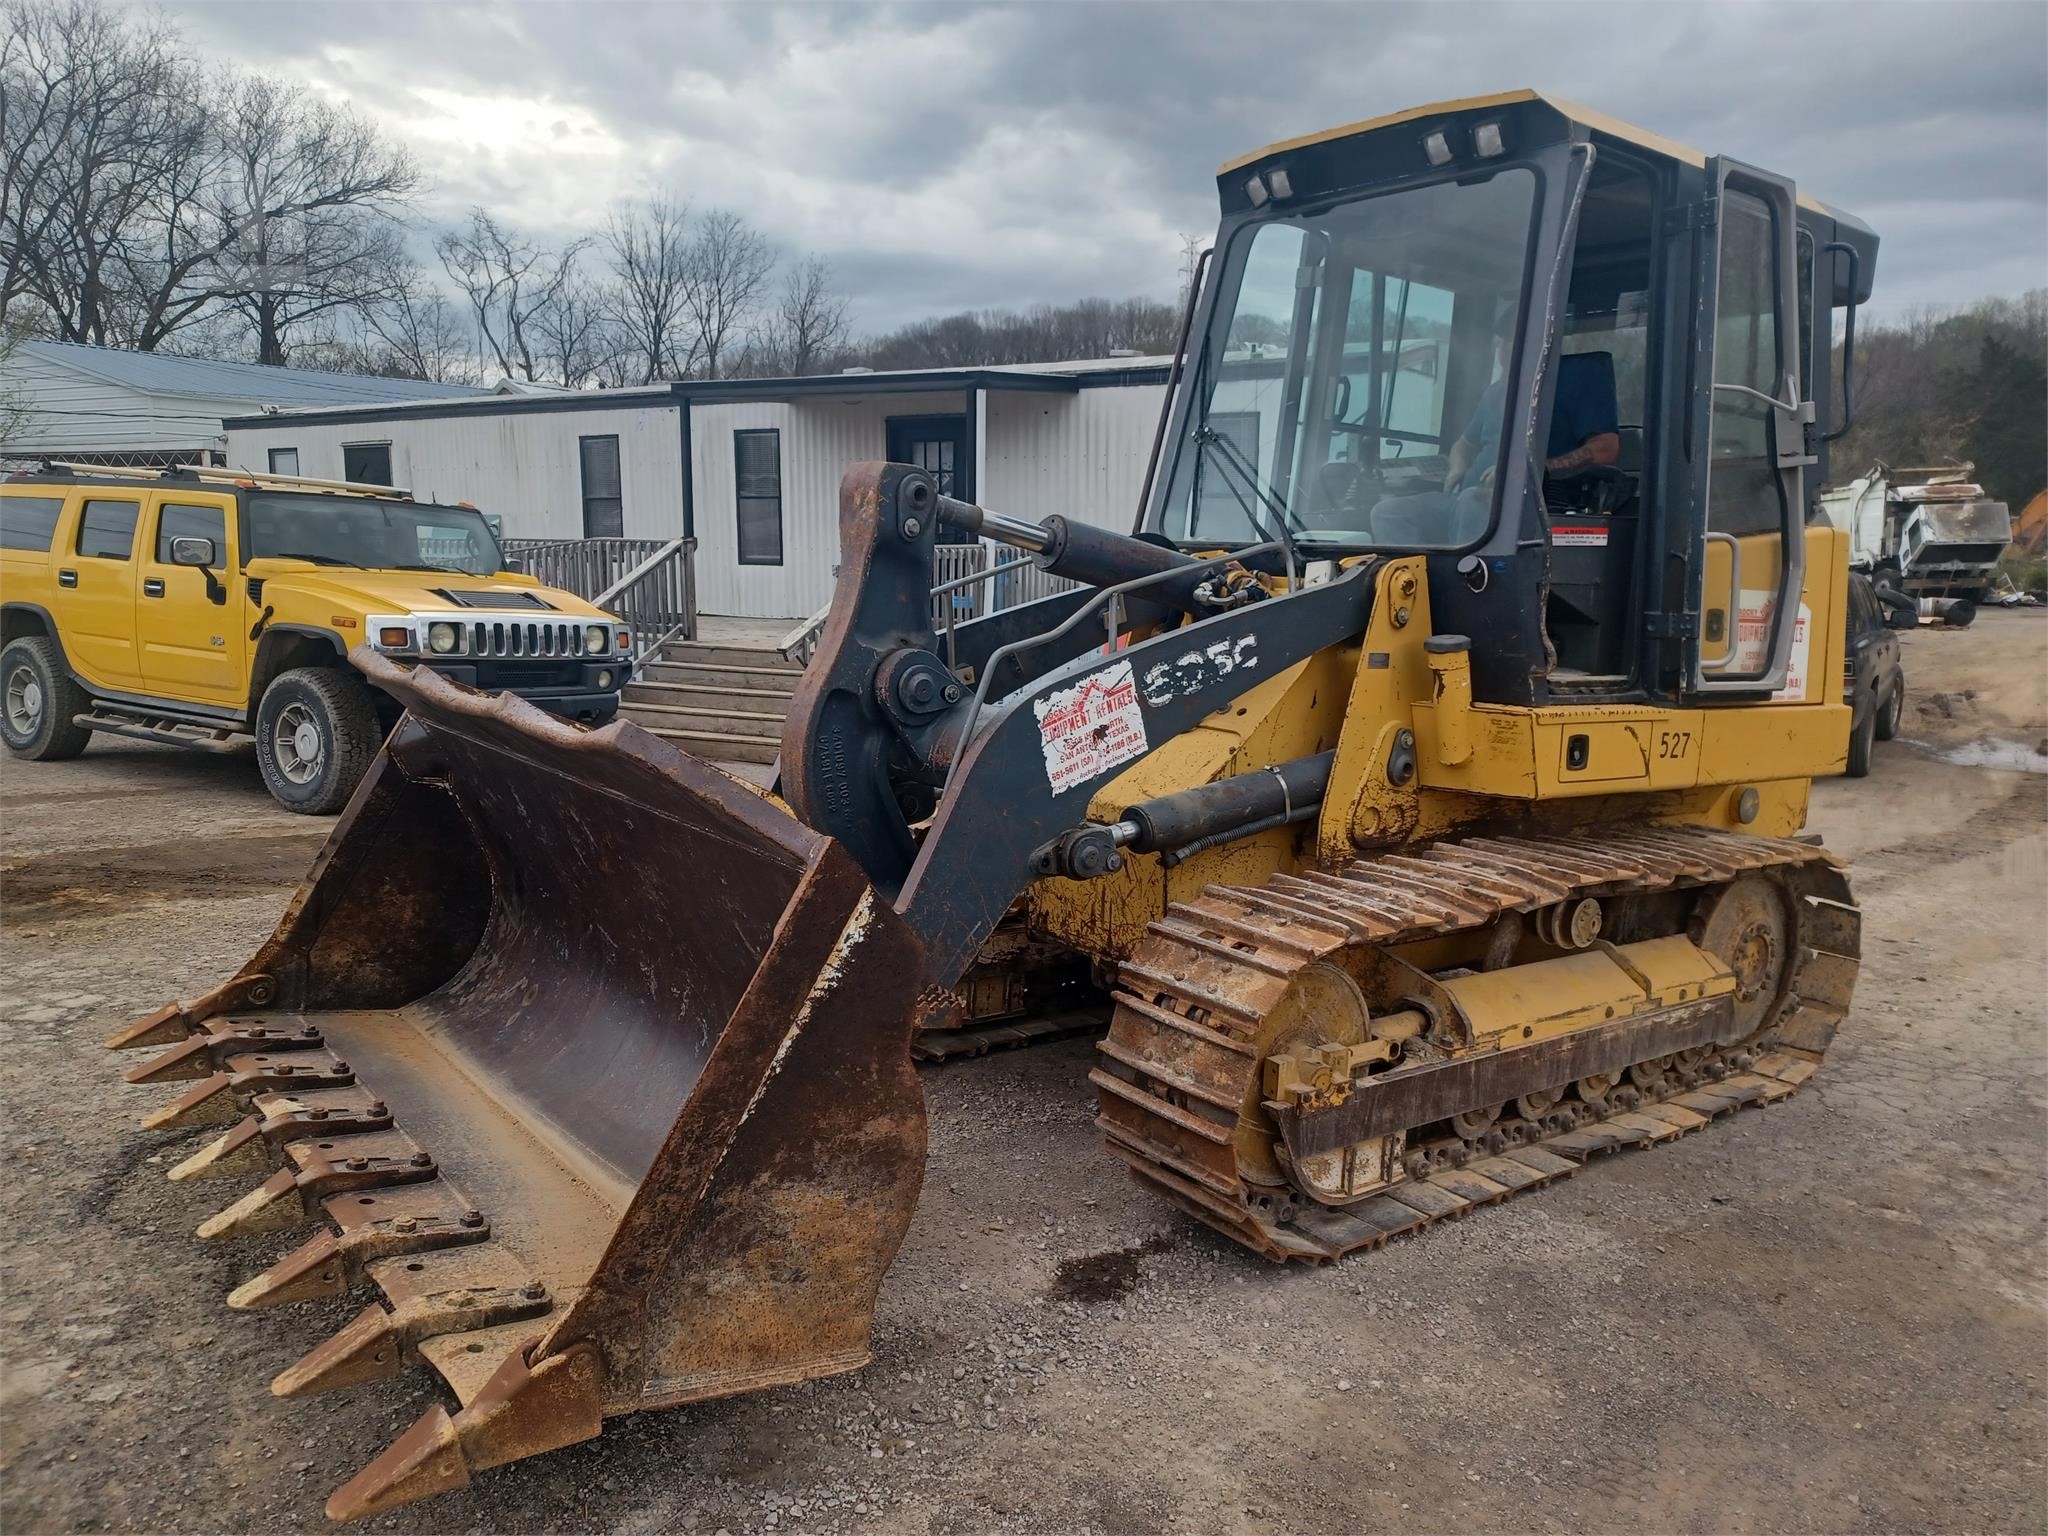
138,1053,357,1133
105,1001,192,1052
142,1074,244,1131
198,1142,441,1240
272,1285,553,1399
197,1168,305,1239
105,975,279,1051
170,1118,271,1183
128,1023,328,1084
125,1033,219,1084
229,1212,491,1311
324,1344,605,1522
232,1231,349,1309
170,1094,397,1184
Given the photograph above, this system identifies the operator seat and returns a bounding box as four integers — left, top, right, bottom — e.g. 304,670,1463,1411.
1542,351,1636,515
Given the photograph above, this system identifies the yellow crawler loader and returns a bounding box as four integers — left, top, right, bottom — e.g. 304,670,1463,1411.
107,91,1877,1517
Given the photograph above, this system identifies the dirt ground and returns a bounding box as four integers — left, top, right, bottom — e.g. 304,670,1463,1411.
3,611,2044,1536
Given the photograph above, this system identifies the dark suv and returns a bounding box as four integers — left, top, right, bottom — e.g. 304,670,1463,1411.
1843,571,1907,777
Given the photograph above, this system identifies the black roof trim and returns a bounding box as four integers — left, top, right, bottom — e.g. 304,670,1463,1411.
220,364,1173,431
220,390,680,431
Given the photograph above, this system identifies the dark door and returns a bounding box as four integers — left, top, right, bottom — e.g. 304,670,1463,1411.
887,415,972,541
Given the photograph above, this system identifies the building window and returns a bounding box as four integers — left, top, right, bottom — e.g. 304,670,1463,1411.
268,447,300,476
579,435,624,538
76,498,140,560
734,428,782,566
342,442,392,485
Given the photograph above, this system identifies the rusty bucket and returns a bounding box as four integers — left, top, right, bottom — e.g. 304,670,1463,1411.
107,653,929,1519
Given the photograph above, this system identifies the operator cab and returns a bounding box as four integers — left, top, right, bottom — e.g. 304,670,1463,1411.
1145,91,1878,708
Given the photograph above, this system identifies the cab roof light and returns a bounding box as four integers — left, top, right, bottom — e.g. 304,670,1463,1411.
1244,173,1270,207
1422,129,1454,167
1266,167,1293,200
1473,120,1506,158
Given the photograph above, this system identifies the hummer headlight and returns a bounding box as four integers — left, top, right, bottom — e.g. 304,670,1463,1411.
427,622,460,655
585,624,609,654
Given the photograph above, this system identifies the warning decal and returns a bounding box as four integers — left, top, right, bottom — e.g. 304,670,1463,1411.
1035,659,1149,794
1551,525,1609,547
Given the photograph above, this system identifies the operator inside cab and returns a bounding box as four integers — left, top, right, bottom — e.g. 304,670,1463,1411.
1369,305,1621,546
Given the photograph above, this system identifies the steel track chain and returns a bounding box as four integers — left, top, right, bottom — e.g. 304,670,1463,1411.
1092,824,1861,1262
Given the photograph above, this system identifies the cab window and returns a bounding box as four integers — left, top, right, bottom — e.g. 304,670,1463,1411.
156,503,228,567
77,499,140,559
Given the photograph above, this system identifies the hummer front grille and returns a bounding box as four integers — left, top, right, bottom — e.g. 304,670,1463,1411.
469,619,587,659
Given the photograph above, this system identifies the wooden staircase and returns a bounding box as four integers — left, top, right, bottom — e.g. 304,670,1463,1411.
619,640,804,765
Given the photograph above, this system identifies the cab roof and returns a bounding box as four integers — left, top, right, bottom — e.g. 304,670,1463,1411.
1220,89,1871,233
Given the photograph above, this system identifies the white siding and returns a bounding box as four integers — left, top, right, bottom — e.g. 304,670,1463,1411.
224,402,684,542
690,390,964,619
214,375,1170,622
982,385,1167,535
1,352,242,454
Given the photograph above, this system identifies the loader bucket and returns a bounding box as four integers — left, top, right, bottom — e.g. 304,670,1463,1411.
107,652,930,1520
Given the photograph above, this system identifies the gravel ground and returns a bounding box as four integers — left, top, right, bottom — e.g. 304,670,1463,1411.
2,611,2043,1536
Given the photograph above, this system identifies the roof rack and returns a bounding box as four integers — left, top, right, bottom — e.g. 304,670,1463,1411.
39,461,414,500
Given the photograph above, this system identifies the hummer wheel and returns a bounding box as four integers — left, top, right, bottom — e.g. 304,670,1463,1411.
254,667,380,814
0,636,92,761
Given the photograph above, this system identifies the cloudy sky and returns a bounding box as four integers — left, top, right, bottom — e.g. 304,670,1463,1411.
157,1,2046,332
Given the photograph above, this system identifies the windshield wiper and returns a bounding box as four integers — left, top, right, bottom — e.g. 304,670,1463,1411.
384,563,467,573
264,552,361,567
1195,427,1310,576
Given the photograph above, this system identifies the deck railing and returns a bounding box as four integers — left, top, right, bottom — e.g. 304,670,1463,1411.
504,535,696,673
779,541,1078,667
502,537,671,598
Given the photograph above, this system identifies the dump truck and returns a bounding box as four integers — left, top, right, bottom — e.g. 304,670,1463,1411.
106,90,1876,1518
1818,462,2015,626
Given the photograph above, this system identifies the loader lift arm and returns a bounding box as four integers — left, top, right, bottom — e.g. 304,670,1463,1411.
779,462,1376,987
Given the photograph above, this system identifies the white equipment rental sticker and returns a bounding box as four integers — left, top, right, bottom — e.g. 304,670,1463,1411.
1035,659,1149,793
1771,603,1813,702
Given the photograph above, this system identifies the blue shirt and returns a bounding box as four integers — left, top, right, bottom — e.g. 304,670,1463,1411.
1455,357,1620,491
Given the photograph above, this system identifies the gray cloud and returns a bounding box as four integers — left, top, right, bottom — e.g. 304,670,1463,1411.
156,0,2047,331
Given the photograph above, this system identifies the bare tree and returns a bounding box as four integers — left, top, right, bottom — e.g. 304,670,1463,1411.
434,209,586,382
601,194,693,383
0,0,210,345
201,72,421,364
527,266,612,388
681,208,773,380
360,250,476,383
758,254,849,376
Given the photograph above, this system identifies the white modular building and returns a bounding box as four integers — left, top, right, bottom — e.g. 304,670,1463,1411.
220,359,1173,620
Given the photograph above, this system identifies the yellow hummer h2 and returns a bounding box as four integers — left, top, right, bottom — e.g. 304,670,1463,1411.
0,463,629,812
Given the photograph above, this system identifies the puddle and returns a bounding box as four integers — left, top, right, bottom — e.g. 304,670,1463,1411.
1932,738,2048,774
1049,1233,1176,1304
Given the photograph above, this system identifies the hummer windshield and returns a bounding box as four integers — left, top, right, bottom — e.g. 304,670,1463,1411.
1156,165,1540,554
244,492,507,576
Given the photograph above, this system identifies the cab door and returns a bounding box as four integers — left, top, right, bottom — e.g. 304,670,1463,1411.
1686,158,1815,694
137,492,243,708
62,494,144,690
